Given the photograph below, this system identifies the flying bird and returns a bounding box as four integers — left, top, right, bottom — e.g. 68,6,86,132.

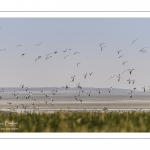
139,49,147,53
117,50,122,54
74,52,80,55
123,61,128,65
100,46,106,51
122,69,135,75
40,89,44,93
35,58,38,62
26,86,30,91
35,42,42,46
89,72,93,76
0,49,6,51
133,87,136,91
87,91,91,97
63,49,72,52
109,75,115,80
63,55,69,59
100,43,105,47
76,83,82,89
132,39,138,44
79,99,82,103
77,62,81,66
22,53,26,57
71,75,76,82
131,79,135,84
83,73,88,79
46,56,51,60
65,82,72,90
119,54,125,58
16,44,22,47
96,88,101,94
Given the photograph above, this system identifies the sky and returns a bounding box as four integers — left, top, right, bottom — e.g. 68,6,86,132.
0,18,150,90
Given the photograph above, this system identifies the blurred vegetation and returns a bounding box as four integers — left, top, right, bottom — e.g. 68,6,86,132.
0,110,150,132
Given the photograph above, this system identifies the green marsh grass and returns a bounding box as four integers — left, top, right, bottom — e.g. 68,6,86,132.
1,111,150,132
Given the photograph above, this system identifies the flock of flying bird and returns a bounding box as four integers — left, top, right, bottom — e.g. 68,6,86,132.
0,38,150,112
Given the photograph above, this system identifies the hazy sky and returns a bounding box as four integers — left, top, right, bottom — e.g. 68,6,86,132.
0,18,150,90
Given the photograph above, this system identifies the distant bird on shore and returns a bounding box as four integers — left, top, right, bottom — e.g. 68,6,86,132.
48,97,53,102
71,75,76,82
127,78,131,84
54,51,57,54
44,100,48,104
114,74,122,81
103,107,108,112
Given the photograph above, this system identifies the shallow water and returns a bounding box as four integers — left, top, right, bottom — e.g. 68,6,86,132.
0,87,150,112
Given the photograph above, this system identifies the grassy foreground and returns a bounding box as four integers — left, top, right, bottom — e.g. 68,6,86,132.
1,111,150,132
